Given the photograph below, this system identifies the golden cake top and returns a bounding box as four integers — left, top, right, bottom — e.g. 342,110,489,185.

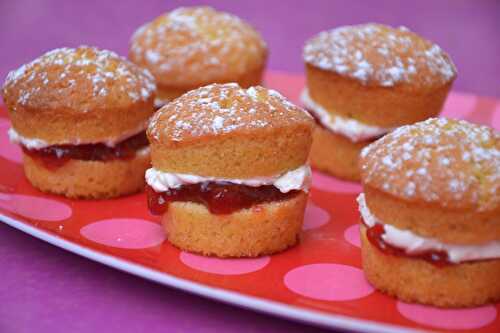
129,6,267,88
360,118,499,211
148,83,313,146
303,23,457,87
2,46,156,113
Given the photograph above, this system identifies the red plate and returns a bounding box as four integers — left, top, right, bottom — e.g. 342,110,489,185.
1,71,499,333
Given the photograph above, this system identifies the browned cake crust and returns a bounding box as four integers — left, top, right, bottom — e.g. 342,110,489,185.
303,23,456,128
163,192,307,257
305,64,452,128
2,46,156,145
129,6,267,103
304,23,456,88
148,83,314,178
361,118,500,212
310,126,369,181
361,225,500,308
23,149,150,199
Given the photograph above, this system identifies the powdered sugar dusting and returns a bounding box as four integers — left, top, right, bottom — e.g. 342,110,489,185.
3,46,156,111
148,83,312,143
211,115,224,131
361,118,499,211
304,23,456,87
129,6,267,86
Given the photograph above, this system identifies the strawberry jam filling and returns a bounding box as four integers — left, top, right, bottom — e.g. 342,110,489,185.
364,220,451,267
22,131,148,170
146,183,298,215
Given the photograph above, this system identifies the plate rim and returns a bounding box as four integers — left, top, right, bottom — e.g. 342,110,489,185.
1,213,429,333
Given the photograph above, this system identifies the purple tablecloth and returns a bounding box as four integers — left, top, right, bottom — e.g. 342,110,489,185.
0,1,499,332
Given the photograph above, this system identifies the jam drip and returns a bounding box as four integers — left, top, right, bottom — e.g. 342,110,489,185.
365,222,451,267
147,182,298,215
22,131,148,170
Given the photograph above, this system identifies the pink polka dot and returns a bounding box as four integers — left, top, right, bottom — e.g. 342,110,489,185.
81,218,165,249
492,103,500,131
302,201,330,230
344,224,360,248
441,92,476,120
0,193,72,221
284,263,374,301
180,252,270,275
312,170,362,194
397,302,497,330
0,119,22,163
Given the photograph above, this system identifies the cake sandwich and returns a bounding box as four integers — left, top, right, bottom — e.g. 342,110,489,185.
2,46,156,198
358,118,499,307
303,23,457,181
146,83,314,257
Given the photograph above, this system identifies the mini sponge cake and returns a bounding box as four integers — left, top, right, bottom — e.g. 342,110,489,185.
2,46,156,199
358,118,500,307
129,6,267,108
146,83,314,257
302,23,457,181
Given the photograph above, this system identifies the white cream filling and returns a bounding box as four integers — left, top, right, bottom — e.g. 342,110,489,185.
136,146,150,157
154,97,170,109
357,193,500,263
8,128,48,149
8,124,147,149
145,165,311,194
300,89,392,142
